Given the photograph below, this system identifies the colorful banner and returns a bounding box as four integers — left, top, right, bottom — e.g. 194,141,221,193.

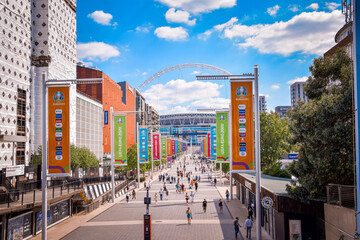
175,140,179,154
167,139,172,156
171,140,175,155
139,128,148,163
114,115,127,166
161,136,167,160
48,86,70,175
216,112,229,162
231,81,254,170
204,137,208,158
210,126,217,161
152,133,160,162
207,133,211,160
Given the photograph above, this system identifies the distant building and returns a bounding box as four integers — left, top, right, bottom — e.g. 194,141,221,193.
259,95,267,112
275,106,291,119
148,106,160,132
290,81,308,107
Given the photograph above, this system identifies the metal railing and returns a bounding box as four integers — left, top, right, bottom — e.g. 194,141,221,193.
326,184,356,209
0,180,83,208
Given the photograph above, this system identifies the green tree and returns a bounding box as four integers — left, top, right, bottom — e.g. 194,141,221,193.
260,111,292,170
30,145,99,169
286,49,354,200
71,145,99,168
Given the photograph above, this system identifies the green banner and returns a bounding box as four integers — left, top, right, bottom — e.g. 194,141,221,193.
114,115,127,166
216,112,229,162
161,136,167,159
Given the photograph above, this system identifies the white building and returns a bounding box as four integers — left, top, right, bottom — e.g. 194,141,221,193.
0,0,77,167
30,0,77,154
76,91,103,162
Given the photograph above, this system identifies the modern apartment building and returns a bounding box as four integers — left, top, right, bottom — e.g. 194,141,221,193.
259,95,267,112
290,81,308,107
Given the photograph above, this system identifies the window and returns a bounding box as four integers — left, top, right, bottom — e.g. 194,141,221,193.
16,88,26,136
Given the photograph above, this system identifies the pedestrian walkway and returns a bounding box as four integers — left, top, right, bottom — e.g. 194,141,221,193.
36,155,242,240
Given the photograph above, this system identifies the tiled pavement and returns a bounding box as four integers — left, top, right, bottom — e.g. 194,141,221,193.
59,157,243,240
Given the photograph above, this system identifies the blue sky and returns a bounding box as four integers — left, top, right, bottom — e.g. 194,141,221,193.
77,0,345,114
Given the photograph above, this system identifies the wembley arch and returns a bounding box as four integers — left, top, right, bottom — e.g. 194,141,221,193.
137,63,231,91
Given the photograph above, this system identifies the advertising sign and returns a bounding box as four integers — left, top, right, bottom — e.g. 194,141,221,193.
231,81,254,170
288,153,299,160
216,112,229,162
139,128,149,163
167,139,172,157
171,140,175,155
104,111,108,125
161,137,167,160
210,126,217,161
175,140,179,154
6,165,25,177
7,212,32,240
114,115,127,166
48,86,70,175
152,133,160,161
207,133,211,160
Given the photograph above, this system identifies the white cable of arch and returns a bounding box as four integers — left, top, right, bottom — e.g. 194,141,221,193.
137,63,231,92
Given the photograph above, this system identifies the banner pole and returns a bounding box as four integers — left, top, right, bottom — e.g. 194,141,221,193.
151,131,154,180
254,65,262,240
137,123,140,188
41,72,48,240
110,107,115,203
229,103,233,200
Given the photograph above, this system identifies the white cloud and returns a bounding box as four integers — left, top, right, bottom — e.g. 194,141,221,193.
287,76,308,85
143,79,229,114
267,5,280,16
88,10,117,26
306,3,319,11
156,0,237,14
154,26,189,41
289,4,300,12
192,71,201,75
198,17,238,40
165,8,196,26
77,42,120,62
271,84,280,90
326,2,341,10
135,23,154,33
220,10,343,55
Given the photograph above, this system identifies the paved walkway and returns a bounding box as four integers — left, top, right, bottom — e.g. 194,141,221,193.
37,155,243,240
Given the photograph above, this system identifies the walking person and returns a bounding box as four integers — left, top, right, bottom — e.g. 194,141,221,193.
165,189,169,200
132,190,136,200
219,198,223,213
185,193,189,205
248,204,253,220
214,178,217,185
154,193,158,203
159,188,163,200
186,207,192,225
190,191,194,204
202,199,207,213
226,189,230,201
245,216,253,239
126,193,129,203
234,217,241,239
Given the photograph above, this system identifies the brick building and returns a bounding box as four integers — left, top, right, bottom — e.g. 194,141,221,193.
76,65,136,162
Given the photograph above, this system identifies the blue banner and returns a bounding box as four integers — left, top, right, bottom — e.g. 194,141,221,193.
210,126,217,161
175,140,179,154
104,111,108,125
139,128,148,163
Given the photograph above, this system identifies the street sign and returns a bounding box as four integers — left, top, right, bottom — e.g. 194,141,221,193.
144,197,151,205
261,196,274,209
6,165,25,177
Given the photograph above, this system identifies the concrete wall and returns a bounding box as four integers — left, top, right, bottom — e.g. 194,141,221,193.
324,203,355,240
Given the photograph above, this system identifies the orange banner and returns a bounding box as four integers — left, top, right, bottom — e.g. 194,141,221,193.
231,81,254,170
167,139,172,156
48,86,70,175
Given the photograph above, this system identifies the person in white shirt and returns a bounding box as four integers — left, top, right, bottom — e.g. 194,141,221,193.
245,216,253,239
